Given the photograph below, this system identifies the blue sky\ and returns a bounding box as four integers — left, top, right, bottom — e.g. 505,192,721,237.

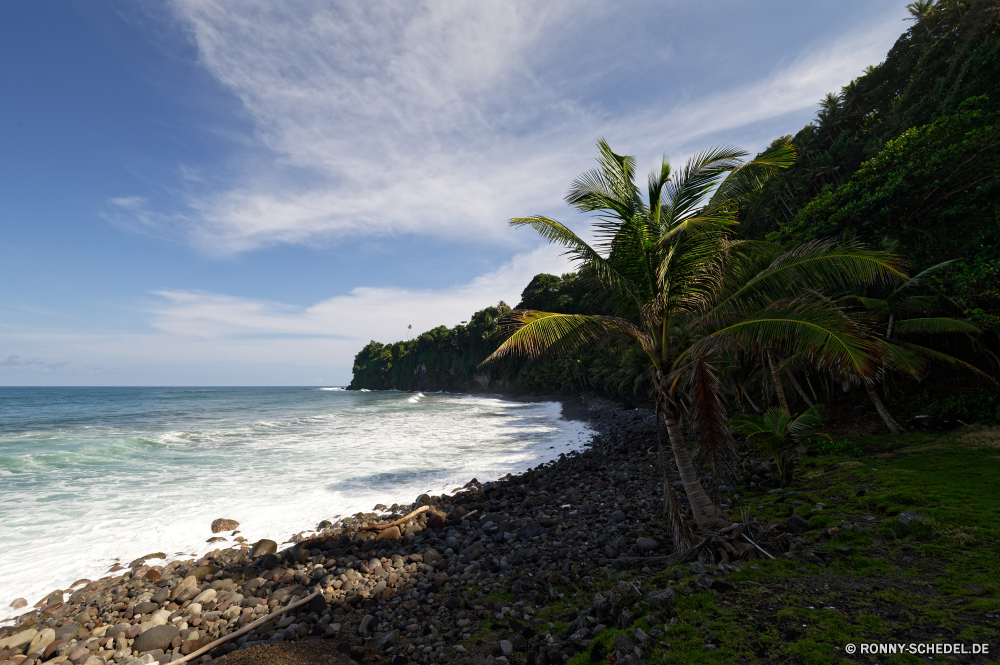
1,0,910,385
